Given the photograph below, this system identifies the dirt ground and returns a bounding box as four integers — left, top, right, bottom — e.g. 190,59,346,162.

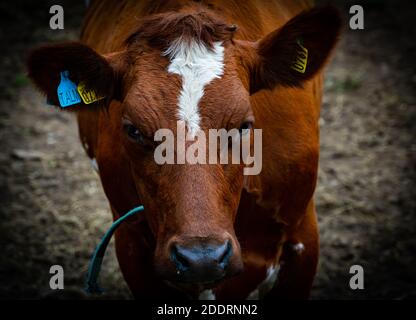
0,1,415,299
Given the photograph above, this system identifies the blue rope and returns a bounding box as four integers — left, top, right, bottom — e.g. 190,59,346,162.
85,205,144,294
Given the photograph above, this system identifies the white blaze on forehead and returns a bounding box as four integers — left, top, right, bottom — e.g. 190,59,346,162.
164,39,225,138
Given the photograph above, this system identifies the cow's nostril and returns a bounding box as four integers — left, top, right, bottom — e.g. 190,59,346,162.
218,240,233,269
169,240,234,283
171,245,191,272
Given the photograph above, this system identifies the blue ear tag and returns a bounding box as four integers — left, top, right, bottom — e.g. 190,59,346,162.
57,71,81,108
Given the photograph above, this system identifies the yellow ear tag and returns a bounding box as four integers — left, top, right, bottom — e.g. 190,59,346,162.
77,82,105,104
291,40,308,74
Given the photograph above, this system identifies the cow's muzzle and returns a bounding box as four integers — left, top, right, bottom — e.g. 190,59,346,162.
169,238,239,285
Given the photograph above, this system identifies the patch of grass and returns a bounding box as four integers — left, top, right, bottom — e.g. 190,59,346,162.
326,75,362,93
13,73,29,87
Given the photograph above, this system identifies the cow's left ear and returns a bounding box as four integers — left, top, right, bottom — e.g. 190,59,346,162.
27,42,126,108
244,6,342,94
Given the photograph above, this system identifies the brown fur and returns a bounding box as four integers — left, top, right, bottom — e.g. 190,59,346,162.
126,4,236,50
26,0,342,300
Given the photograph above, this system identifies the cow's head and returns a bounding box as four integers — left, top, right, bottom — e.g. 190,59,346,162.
27,5,341,293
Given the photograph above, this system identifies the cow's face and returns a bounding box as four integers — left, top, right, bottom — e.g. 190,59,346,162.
27,6,340,292
119,43,249,288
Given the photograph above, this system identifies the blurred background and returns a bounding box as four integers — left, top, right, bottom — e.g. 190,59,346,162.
0,0,415,299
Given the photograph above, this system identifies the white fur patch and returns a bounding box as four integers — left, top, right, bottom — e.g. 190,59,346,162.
199,289,216,300
291,242,305,255
82,139,89,152
91,158,99,172
247,264,280,300
165,39,225,138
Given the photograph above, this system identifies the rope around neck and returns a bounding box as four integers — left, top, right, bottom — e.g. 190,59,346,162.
85,205,144,294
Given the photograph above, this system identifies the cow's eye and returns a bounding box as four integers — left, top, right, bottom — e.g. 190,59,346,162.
239,121,253,135
124,124,145,144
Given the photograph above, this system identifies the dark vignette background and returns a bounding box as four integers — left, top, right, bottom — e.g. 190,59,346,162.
0,0,415,299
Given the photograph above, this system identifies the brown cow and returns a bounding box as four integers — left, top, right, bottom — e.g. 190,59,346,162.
27,0,341,299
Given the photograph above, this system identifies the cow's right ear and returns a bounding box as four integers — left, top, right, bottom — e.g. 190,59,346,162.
27,42,126,108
